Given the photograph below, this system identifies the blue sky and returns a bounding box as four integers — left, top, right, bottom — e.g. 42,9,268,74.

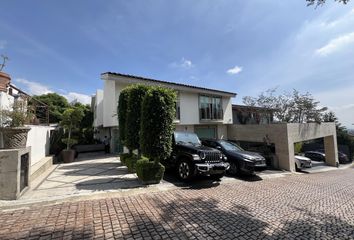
0,1,353,127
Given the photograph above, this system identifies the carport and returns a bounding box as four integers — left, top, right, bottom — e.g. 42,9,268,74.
227,123,338,172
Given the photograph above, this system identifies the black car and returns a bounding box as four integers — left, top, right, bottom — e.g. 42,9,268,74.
316,149,351,164
304,151,326,162
201,139,267,175
162,132,229,181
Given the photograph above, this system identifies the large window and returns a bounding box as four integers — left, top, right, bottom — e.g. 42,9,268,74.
199,95,223,120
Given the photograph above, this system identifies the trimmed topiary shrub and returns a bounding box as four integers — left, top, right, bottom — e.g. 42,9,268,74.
136,158,165,184
125,84,149,157
119,153,131,166
125,154,139,173
140,86,176,163
118,88,130,151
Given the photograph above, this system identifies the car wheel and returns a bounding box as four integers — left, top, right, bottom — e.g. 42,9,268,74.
177,159,194,181
295,163,300,172
228,162,239,175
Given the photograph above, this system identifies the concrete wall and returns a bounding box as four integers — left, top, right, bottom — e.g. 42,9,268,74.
26,125,55,166
228,123,338,172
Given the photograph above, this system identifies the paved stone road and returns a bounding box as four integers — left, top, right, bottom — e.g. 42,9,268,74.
1,168,354,239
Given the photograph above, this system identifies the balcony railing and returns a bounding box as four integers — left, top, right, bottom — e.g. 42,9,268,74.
199,108,223,121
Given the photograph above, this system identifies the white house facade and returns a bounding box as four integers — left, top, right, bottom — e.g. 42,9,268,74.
92,72,237,153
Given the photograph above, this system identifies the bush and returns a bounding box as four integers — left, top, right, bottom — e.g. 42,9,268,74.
140,86,176,162
136,158,165,184
119,153,131,166
125,154,140,173
125,84,149,154
294,142,303,154
118,88,130,146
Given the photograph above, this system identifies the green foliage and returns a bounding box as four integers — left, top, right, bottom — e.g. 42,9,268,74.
0,100,32,127
71,102,94,144
118,88,130,145
140,86,176,163
60,107,84,149
33,93,69,123
120,153,131,166
294,142,303,154
323,111,354,160
243,88,327,123
136,158,165,184
125,84,149,153
125,154,142,173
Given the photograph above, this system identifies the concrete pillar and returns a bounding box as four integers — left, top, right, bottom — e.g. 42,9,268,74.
276,140,296,172
324,135,338,167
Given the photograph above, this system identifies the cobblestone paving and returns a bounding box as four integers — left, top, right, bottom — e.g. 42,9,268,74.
1,168,354,239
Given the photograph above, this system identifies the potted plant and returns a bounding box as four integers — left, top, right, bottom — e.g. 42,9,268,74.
0,99,32,149
60,107,84,163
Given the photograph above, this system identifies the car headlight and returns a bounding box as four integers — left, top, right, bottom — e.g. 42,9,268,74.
223,155,228,161
193,154,201,160
199,152,206,160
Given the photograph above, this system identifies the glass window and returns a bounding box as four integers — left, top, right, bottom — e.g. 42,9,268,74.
199,95,223,120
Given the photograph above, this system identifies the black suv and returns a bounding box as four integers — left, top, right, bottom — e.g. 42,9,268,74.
162,132,229,181
202,139,267,175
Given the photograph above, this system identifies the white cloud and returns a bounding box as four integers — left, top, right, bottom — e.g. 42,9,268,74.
64,92,91,105
0,40,6,49
15,78,91,104
227,65,243,75
170,57,194,69
315,32,354,56
15,78,52,95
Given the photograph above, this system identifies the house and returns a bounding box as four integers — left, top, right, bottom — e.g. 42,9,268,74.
0,72,54,200
92,71,339,173
92,72,236,152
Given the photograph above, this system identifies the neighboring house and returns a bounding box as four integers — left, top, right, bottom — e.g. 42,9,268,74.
232,105,274,125
92,72,237,152
0,77,54,199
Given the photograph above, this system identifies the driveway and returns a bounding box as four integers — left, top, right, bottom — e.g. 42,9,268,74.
21,153,143,202
1,167,354,239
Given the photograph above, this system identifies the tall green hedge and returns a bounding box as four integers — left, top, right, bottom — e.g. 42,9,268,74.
140,86,176,163
118,88,130,145
125,84,149,154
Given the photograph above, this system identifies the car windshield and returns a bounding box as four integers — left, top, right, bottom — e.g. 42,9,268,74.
219,140,243,151
174,132,201,145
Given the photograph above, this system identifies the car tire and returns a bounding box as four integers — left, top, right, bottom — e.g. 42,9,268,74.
295,163,300,172
228,162,239,175
177,159,194,181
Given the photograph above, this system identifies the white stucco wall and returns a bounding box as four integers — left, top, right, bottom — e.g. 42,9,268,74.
103,80,118,127
26,125,55,166
100,77,235,128
93,89,104,127
179,92,199,124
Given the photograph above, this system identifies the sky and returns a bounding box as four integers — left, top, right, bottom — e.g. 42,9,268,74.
0,0,353,128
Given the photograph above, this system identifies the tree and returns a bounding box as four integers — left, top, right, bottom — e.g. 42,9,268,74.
243,88,327,123
125,84,149,157
32,93,69,123
306,0,349,6
323,111,354,160
71,102,94,144
118,88,130,148
140,86,176,163
60,107,84,150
